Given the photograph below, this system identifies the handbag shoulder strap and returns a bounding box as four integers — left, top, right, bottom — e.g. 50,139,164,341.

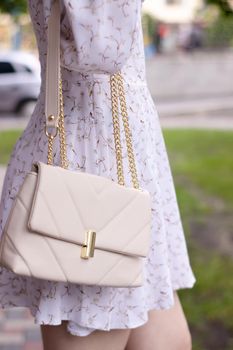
45,0,61,130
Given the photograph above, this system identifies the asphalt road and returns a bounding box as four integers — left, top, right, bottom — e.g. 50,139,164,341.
1,51,233,129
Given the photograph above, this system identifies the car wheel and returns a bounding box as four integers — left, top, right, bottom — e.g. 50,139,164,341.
18,100,36,118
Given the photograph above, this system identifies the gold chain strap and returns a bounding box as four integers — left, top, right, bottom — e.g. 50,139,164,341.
58,73,69,169
47,133,55,166
110,73,139,189
110,74,125,186
46,71,139,189
116,73,139,189
46,69,69,169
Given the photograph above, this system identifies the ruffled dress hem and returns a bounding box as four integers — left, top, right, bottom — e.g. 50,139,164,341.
0,275,196,337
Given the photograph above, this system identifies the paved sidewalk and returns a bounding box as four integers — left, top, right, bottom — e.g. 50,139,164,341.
146,51,233,100
156,95,233,118
1,108,233,133
0,115,28,132
0,308,42,350
159,114,233,129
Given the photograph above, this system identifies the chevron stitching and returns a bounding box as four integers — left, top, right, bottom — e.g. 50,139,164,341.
59,169,144,241
117,221,151,257
97,192,142,233
96,255,129,285
43,237,68,282
37,189,63,238
5,233,33,277
57,170,86,231
59,166,140,225
120,220,150,247
24,174,151,255
17,196,28,212
96,254,141,286
35,179,149,255
92,220,150,257
129,270,143,286
88,177,109,197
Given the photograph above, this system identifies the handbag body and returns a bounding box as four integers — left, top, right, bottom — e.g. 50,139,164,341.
0,1,152,287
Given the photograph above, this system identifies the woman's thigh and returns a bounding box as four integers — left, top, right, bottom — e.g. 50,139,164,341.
125,292,192,350
40,322,130,350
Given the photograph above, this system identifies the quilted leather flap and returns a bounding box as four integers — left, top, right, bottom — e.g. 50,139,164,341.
28,162,152,258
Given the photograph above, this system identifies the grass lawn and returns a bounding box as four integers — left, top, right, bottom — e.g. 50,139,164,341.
164,129,233,350
0,129,233,349
0,129,22,165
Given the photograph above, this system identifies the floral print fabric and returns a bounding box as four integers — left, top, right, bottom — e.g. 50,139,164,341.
0,0,195,336
61,0,140,74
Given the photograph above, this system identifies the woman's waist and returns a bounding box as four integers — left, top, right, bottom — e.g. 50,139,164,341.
39,68,147,100
59,65,147,85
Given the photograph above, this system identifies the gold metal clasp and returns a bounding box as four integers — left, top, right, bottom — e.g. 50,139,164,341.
81,230,96,259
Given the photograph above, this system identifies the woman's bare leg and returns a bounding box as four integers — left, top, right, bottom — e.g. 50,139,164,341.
40,322,130,350
125,292,192,350
40,292,191,350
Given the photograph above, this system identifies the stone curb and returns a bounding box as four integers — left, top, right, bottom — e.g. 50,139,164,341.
0,167,6,195
156,96,233,117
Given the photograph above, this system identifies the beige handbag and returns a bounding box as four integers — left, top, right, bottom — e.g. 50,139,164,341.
0,1,152,287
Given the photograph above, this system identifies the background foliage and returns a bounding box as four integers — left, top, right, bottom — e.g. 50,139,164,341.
206,0,233,16
206,14,233,46
0,0,27,15
0,0,232,16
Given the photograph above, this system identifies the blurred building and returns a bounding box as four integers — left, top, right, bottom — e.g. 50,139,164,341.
143,0,203,24
142,0,205,54
0,15,12,50
0,14,36,52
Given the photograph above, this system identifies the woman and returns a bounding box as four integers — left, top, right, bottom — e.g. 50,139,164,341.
0,0,195,349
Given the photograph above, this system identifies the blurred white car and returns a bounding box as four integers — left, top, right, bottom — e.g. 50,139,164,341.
0,51,41,117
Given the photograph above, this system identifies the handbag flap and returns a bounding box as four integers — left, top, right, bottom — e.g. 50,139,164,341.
28,162,152,258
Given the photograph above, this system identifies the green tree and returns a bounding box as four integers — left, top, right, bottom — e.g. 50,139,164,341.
0,0,27,15
206,0,233,16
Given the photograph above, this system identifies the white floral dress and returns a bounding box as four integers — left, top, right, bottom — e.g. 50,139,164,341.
0,0,195,336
